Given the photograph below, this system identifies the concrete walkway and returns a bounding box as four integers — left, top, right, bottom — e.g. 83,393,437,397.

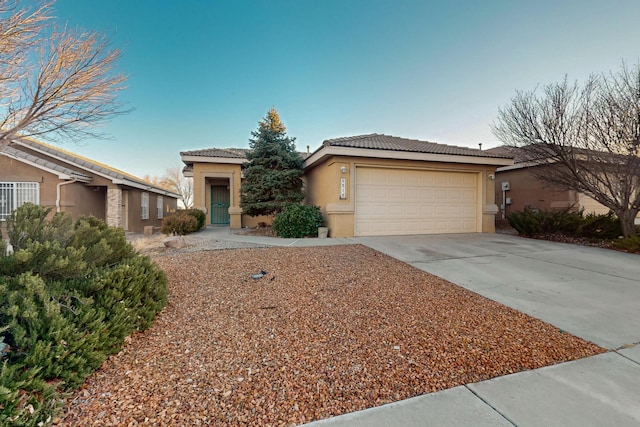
199,228,640,426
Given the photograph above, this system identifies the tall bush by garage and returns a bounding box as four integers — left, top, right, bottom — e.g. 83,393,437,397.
0,204,167,426
273,204,324,238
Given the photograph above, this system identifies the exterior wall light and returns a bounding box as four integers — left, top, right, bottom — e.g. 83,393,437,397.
341,166,348,173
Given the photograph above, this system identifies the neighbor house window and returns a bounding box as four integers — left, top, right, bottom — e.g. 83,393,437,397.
0,182,39,221
141,192,149,220
156,196,163,219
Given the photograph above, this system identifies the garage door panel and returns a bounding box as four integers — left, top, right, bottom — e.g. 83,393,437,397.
419,174,436,186
420,206,435,216
356,168,478,236
405,188,421,199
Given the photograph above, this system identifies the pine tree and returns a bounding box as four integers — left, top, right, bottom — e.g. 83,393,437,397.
240,108,304,216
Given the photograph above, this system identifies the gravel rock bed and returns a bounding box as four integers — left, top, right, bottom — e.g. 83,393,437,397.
60,245,604,426
130,233,268,256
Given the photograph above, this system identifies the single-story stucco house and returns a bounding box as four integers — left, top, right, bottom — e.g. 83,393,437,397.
487,146,640,223
1,137,179,233
181,134,513,237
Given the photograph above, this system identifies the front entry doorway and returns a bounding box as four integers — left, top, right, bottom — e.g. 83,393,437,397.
210,185,230,224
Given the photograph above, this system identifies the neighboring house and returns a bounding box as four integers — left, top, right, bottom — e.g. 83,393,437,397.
181,134,513,237
1,138,179,233
488,146,636,220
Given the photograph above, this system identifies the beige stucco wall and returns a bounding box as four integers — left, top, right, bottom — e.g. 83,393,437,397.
62,179,109,221
242,214,274,228
305,156,500,237
494,166,579,218
578,194,610,215
0,155,107,221
1,155,59,214
0,155,177,233
494,166,639,223
126,189,177,233
1,150,109,221
192,162,243,228
190,162,278,229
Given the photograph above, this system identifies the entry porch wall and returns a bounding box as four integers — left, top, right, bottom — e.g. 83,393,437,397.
192,163,242,228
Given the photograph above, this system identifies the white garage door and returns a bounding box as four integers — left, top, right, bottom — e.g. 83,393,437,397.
355,167,478,236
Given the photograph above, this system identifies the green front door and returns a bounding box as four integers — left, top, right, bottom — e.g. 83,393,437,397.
210,185,230,224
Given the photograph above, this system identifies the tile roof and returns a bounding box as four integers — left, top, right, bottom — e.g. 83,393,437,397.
323,134,513,159
180,148,250,158
2,146,92,182
484,146,532,163
180,147,311,160
11,138,179,197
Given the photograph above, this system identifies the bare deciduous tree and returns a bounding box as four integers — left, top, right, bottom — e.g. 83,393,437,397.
0,0,127,148
494,63,640,237
163,167,193,209
144,168,193,209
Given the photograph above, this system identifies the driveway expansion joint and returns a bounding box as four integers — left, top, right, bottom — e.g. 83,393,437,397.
464,384,518,427
511,252,637,282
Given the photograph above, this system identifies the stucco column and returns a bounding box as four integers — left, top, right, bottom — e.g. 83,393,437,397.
106,187,123,228
481,170,499,233
229,206,243,229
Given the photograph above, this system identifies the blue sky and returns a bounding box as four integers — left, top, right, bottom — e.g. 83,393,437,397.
48,0,640,178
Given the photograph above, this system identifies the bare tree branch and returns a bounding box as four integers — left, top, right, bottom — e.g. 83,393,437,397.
494,62,640,237
0,0,127,148
145,168,194,209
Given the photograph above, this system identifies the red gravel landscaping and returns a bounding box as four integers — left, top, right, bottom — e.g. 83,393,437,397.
59,245,604,426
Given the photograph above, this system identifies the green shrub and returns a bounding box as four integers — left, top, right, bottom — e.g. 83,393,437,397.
578,211,622,239
6,203,53,251
161,212,198,235
0,204,167,426
506,207,548,236
613,235,640,253
1,208,135,279
184,208,206,231
273,204,324,238
507,207,623,239
73,215,135,267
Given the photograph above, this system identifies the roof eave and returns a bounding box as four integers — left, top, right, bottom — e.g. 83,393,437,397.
304,146,514,169
111,179,180,198
496,158,554,172
1,148,92,182
13,138,174,194
180,154,246,164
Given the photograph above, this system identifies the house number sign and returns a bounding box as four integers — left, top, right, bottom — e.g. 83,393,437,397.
340,177,347,199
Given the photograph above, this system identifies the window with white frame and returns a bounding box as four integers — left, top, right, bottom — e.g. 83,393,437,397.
141,192,149,220
0,182,40,221
156,196,163,219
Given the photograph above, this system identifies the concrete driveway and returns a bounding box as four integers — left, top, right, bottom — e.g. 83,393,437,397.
357,233,640,350
307,233,640,427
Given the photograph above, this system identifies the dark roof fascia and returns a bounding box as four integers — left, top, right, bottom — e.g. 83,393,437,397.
180,148,310,165
13,138,180,198
1,145,93,182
